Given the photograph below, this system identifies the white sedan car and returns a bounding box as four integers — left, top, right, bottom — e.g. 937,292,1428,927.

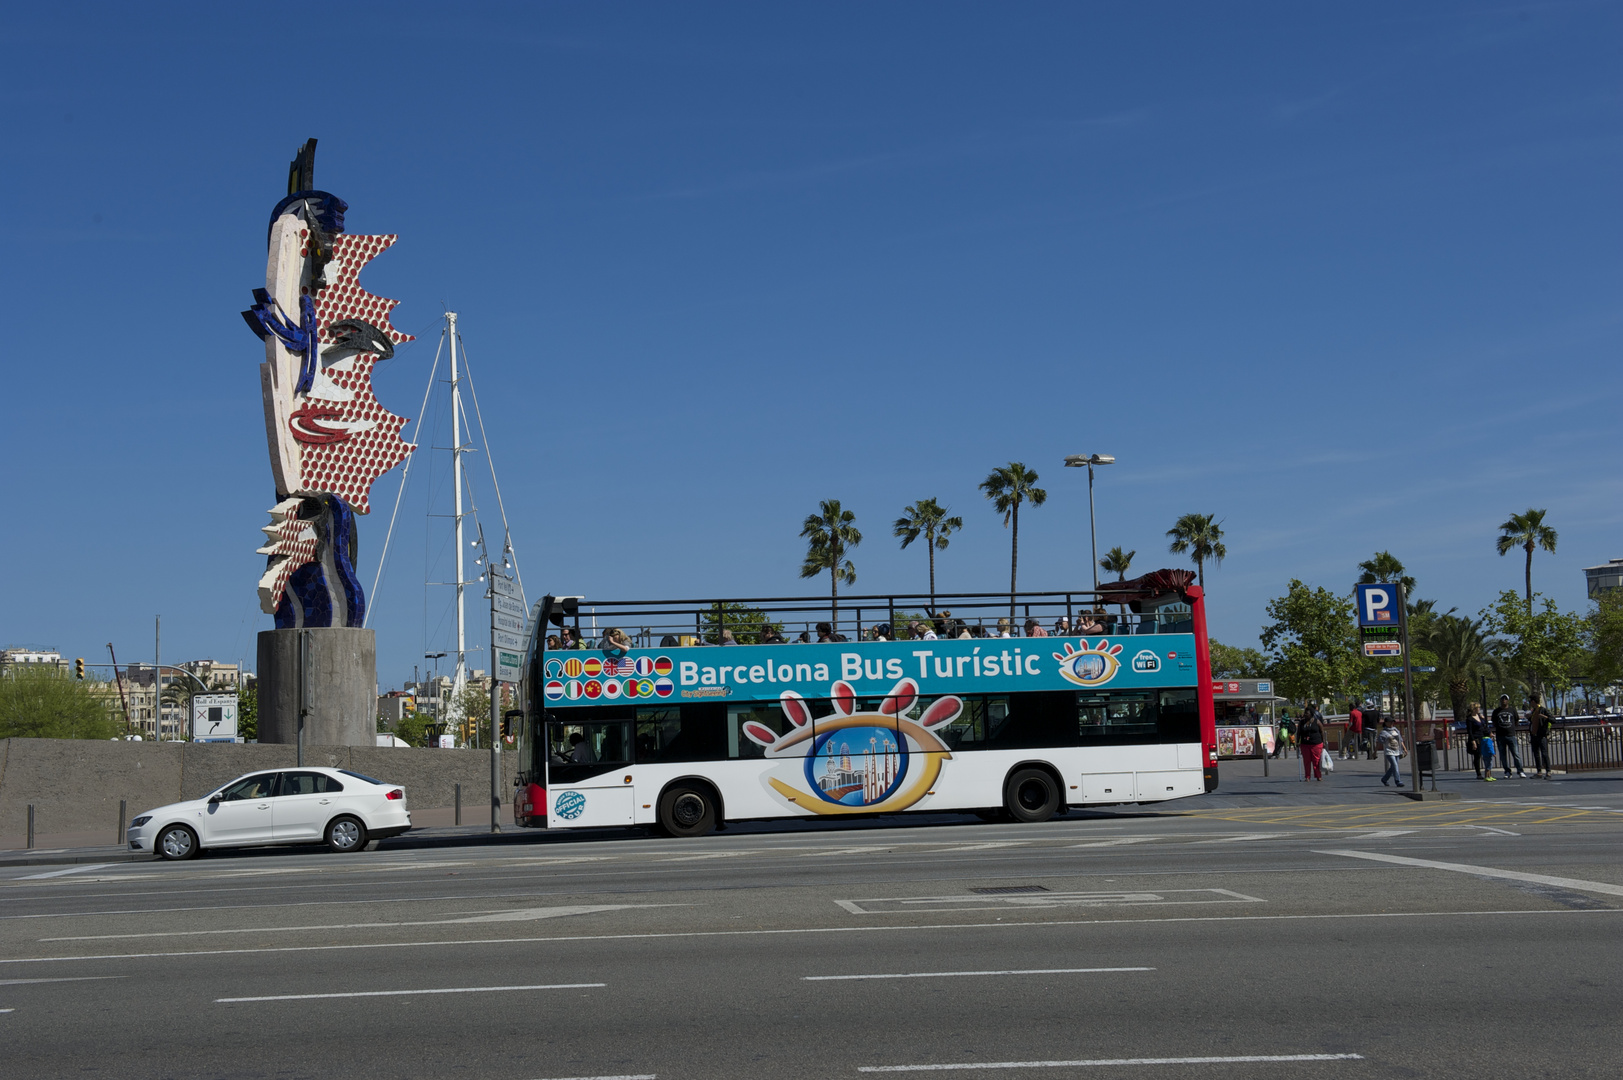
127,767,411,860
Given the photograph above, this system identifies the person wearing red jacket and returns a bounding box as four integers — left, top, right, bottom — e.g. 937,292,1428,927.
1344,703,1364,759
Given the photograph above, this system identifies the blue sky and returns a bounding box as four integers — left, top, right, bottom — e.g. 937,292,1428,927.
2,3,1618,688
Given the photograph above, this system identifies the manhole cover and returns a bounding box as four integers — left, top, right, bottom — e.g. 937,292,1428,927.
969,885,1050,895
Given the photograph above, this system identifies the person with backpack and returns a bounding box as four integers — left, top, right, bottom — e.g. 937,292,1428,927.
1377,718,1406,788
1527,693,1554,779
1275,714,1295,759
1298,705,1326,782
1491,694,1527,778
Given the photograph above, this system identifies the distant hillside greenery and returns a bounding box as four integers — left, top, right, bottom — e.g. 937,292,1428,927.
0,666,121,739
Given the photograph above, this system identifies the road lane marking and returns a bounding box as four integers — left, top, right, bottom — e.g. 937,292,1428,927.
805,967,1152,981
1070,838,1158,848
12,906,1618,965
1190,834,1290,844
525,1074,655,1080
217,982,603,1002
836,888,1263,914
18,865,116,880
0,976,126,986
1349,830,1413,839
857,1053,1365,1072
1319,850,1623,898
42,904,678,941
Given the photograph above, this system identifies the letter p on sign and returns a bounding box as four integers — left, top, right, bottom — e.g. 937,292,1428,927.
1356,583,1396,626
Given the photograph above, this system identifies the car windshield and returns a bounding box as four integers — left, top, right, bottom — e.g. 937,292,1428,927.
337,769,383,785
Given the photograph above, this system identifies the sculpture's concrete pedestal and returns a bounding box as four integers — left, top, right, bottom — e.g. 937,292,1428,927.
256,628,376,748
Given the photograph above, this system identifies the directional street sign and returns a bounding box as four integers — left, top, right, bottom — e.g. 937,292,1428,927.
494,648,524,683
493,593,527,620
490,573,521,601
1363,640,1403,657
1382,666,1437,674
192,693,238,741
492,628,526,652
492,610,525,635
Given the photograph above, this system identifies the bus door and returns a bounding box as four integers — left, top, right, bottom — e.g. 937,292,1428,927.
545,716,635,826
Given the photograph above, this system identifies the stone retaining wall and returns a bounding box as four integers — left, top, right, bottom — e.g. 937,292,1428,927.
0,738,518,844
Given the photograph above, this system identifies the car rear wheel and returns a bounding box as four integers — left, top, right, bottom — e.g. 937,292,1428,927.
156,825,199,861
325,816,368,853
1004,768,1061,823
658,784,717,838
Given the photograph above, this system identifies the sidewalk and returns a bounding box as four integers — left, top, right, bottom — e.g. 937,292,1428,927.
1207,750,1615,809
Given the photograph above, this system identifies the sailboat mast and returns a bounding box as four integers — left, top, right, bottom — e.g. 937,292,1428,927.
449,311,467,702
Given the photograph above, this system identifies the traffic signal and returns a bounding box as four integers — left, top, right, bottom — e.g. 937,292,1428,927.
75,658,84,679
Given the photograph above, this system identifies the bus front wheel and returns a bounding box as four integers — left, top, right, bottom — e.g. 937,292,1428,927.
659,784,718,838
1004,768,1060,823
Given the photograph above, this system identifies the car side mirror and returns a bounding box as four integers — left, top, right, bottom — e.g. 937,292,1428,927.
209,793,223,803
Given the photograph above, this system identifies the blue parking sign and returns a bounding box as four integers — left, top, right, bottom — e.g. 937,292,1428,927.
1355,582,1401,627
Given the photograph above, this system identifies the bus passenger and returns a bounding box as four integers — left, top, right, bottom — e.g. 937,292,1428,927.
1054,616,1072,636
996,618,1011,637
660,634,680,647
1024,618,1048,638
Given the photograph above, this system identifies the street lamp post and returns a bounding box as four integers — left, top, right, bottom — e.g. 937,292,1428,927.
1064,453,1115,592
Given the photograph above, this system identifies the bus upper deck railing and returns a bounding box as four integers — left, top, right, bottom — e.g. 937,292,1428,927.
533,573,1200,650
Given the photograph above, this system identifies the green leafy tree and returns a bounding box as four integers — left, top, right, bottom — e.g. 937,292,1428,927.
800,499,861,630
238,683,258,741
1480,589,1584,696
979,462,1047,620
0,667,121,739
1585,591,1623,692
893,498,963,613
1496,508,1558,611
1420,614,1503,724
701,602,784,644
393,710,431,747
1260,580,1361,705
1166,513,1226,590
1210,640,1271,679
1356,551,1416,599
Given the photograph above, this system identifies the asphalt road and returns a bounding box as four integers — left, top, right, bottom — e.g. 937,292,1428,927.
3,764,1621,1080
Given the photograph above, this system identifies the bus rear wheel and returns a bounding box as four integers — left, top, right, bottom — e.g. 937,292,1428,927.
1005,768,1060,823
659,784,717,838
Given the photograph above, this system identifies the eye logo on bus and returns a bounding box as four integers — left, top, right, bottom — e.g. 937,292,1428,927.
1052,640,1124,687
554,791,586,820
741,678,964,816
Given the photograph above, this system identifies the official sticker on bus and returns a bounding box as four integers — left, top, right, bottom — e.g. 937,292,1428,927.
554,791,586,820
1052,640,1124,687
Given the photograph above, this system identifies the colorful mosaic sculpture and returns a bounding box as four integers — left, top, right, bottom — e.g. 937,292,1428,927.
244,140,412,627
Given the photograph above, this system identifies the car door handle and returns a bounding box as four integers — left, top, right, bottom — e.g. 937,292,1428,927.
256,803,270,809
318,799,331,805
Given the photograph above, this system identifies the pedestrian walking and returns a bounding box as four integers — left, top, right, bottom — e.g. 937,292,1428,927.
1527,693,1554,779
1344,702,1364,759
1378,719,1406,788
1275,714,1295,758
1299,707,1326,781
1491,694,1527,778
1465,704,1488,779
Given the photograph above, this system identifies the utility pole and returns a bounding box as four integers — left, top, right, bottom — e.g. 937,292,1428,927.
154,616,161,739
1398,582,1419,792
448,312,468,717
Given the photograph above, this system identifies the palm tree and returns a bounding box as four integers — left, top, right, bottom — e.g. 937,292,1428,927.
893,498,963,614
980,463,1047,620
1357,551,1416,599
1496,508,1558,611
1099,546,1135,582
800,499,861,631
1422,614,1504,725
1099,546,1136,620
1166,513,1226,589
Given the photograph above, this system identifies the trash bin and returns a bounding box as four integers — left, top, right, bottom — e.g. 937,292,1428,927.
1416,740,1435,778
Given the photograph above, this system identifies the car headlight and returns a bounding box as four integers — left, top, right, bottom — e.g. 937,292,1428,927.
130,816,152,828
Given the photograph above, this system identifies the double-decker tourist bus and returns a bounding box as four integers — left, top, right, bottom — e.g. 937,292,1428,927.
511,570,1217,837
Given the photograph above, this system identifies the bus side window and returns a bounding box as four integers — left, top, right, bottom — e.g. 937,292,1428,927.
1157,689,1201,744
728,703,790,759
637,704,727,762
1078,691,1158,744
924,695,984,750
984,692,1079,750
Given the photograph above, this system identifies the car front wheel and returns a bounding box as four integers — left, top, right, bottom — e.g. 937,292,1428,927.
325,816,368,853
156,824,199,861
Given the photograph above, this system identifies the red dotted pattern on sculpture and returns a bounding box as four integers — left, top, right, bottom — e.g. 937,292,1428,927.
312,234,416,345
257,502,318,615
295,354,411,515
